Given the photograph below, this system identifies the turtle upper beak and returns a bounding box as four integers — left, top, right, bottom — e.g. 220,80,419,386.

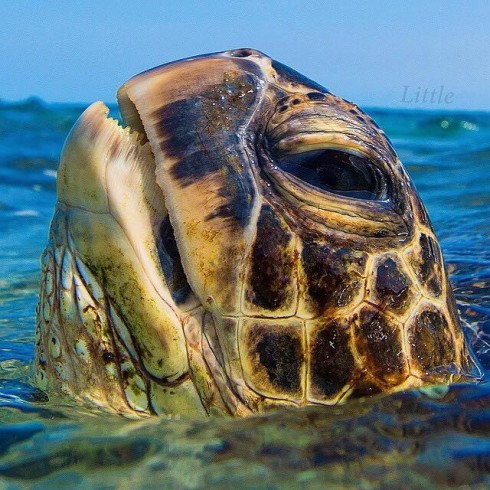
116,52,266,316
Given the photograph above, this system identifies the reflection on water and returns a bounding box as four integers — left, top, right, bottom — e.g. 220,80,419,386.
0,100,489,488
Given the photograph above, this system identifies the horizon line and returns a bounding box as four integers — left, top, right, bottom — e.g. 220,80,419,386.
1,95,489,115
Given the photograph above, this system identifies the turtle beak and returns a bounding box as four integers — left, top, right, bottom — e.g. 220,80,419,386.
54,101,192,382
116,53,265,317
55,48,267,342
58,102,179,308
61,100,200,311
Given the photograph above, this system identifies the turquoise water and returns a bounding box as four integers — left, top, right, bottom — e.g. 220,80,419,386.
0,99,489,488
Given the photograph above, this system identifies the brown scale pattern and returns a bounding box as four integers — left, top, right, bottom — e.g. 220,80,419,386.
408,308,456,374
241,320,305,402
244,203,297,313
308,320,355,401
300,241,367,316
237,227,468,407
405,233,444,298
370,255,418,317
235,231,467,409
354,306,408,386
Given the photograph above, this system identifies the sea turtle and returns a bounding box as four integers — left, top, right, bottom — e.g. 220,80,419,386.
34,49,476,417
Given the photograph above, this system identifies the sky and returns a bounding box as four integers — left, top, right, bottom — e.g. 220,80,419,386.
1,1,489,110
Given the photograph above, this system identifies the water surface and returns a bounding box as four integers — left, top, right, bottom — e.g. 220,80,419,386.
0,99,489,488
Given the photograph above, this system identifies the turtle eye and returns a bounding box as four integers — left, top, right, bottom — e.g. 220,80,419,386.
275,149,388,201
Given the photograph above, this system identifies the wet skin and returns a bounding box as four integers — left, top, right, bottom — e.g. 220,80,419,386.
35,49,475,416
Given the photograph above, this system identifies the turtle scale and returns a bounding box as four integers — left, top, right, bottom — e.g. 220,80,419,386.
233,223,467,407
35,49,477,417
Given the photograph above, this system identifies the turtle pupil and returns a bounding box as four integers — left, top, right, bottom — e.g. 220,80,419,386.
277,149,387,201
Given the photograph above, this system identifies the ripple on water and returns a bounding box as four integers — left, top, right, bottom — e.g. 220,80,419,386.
0,103,488,487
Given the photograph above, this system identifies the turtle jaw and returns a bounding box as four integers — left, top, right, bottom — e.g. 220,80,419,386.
36,101,214,414
57,101,197,314
38,102,208,392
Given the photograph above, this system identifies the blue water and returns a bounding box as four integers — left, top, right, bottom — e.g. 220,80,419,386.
0,99,489,488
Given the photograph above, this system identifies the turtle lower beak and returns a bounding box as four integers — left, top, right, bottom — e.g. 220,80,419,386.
52,101,193,381
58,102,169,302
60,101,197,310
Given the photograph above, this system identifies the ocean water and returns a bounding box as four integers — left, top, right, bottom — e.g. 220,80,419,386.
0,98,489,489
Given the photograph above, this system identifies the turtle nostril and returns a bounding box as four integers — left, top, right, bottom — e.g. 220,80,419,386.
229,48,254,58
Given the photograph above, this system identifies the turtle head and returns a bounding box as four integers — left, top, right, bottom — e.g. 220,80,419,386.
35,49,477,416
